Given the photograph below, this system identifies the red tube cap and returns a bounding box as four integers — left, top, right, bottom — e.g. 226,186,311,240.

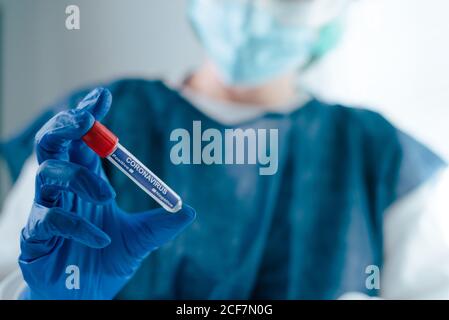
82,121,118,158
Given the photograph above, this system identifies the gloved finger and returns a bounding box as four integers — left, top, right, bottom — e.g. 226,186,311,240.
35,159,116,207
69,88,111,170
127,204,196,257
35,88,111,164
75,87,112,121
69,136,102,172
21,205,111,254
35,108,95,164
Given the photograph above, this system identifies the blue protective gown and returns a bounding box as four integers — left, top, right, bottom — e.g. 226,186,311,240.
0,79,445,299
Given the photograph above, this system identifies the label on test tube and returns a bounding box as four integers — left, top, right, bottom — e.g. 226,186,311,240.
82,121,182,213
107,145,182,213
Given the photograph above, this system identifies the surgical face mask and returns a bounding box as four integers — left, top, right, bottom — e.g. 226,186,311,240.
188,0,349,87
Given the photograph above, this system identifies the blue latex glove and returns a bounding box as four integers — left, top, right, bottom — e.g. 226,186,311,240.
18,88,196,300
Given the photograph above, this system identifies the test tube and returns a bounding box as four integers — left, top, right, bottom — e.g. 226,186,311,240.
82,121,182,213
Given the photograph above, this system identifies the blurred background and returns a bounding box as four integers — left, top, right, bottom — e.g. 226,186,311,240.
0,0,448,203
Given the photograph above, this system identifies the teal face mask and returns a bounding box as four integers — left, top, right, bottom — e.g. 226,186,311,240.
188,0,347,87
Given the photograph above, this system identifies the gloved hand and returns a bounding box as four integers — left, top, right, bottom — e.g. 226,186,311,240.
18,88,196,300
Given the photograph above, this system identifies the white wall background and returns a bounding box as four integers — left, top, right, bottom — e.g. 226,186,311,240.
0,0,203,137
0,0,448,200
304,0,449,160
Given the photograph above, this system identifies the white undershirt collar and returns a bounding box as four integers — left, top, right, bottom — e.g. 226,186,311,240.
164,78,312,126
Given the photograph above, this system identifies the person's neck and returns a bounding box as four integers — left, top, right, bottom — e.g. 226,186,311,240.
184,62,298,107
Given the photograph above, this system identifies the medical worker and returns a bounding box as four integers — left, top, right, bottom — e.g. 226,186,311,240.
1,0,449,299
